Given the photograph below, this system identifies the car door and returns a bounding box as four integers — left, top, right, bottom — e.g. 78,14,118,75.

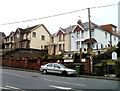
53,64,62,74
46,63,54,73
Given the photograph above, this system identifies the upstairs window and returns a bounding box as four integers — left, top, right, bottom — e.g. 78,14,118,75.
105,32,107,39
112,27,116,32
41,35,45,40
11,37,13,41
81,31,84,38
59,35,62,41
91,31,94,37
26,34,28,39
32,32,36,37
59,34,65,41
77,31,80,38
51,37,54,43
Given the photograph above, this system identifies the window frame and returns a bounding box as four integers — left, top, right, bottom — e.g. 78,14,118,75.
41,35,45,40
77,41,80,49
77,31,80,38
32,32,36,37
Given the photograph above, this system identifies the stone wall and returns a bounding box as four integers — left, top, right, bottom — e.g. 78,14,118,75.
3,48,48,58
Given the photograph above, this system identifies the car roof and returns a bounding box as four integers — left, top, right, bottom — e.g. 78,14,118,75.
47,63,59,65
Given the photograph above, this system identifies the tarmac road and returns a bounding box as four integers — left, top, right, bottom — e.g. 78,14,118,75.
0,68,120,91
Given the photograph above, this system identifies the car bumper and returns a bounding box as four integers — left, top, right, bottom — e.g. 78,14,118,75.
67,71,77,75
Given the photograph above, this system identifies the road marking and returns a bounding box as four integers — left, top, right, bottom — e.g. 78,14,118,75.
0,86,9,89
44,79,86,87
49,85,72,90
0,85,22,90
5,85,20,89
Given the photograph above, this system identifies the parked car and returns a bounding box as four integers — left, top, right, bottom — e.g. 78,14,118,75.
40,63,77,76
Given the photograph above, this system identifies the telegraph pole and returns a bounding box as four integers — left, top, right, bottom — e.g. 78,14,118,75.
88,8,92,51
88,8,93,73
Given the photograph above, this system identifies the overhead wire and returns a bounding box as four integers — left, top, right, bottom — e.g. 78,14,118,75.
0,3,117,26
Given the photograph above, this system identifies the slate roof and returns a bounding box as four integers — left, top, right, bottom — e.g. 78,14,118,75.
18,25,39,34
0,32,6,37
82,22,98,29
62,25,76,34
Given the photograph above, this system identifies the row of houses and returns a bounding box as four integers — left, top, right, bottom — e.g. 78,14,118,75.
3,20,119,60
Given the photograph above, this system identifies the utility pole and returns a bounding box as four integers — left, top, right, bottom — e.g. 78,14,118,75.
88,8,92,52
88,8,93,73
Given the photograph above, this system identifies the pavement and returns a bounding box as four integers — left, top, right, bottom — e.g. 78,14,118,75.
1,66,120,81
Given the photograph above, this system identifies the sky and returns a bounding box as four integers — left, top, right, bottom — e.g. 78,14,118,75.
0,0,119,36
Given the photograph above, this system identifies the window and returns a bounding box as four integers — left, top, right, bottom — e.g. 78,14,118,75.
51,37,54,43
81,31,84,38
59,44,62,51
105,32,107,38
101,44,103,49
41,35,45,40
112,27,116,32
77,41,80,49
63,44,65,51
91,31,94,37
63,34,65,40
44,45,48,49
41,46,43,49
32,32,36,37
47,63,53,67
26,34,28,39
54,64,60,68
59,34,65,41
59,34,62,41
114,37,116,41
77,31,80,38
11,37,13,41
16,34,20,38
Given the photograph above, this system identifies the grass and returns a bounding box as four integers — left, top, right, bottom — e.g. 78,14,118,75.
94,57,120,66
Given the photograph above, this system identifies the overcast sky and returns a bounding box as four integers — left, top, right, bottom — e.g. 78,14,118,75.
0,0,119,36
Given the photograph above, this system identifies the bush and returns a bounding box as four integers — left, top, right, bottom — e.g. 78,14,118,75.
93,48,120,63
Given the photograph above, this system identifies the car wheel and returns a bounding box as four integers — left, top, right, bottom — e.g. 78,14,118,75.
62,71,68,76
43,69,47,74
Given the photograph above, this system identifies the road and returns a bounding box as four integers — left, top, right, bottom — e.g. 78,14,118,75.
0,68,119,91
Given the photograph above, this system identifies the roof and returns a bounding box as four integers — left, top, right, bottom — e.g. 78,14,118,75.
17,24,51,35
82,22,98,29
56,24,84,36
0,32,6,37
83,38,97,43
18,25,39,34
63,25,76,33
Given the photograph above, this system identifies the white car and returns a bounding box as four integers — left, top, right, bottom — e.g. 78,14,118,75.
40,63,77,76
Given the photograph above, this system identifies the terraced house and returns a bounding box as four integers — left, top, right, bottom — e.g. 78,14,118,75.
48,20,119,60
4,24,51,50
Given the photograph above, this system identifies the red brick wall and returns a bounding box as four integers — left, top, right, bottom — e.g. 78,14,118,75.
2,58,40,70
